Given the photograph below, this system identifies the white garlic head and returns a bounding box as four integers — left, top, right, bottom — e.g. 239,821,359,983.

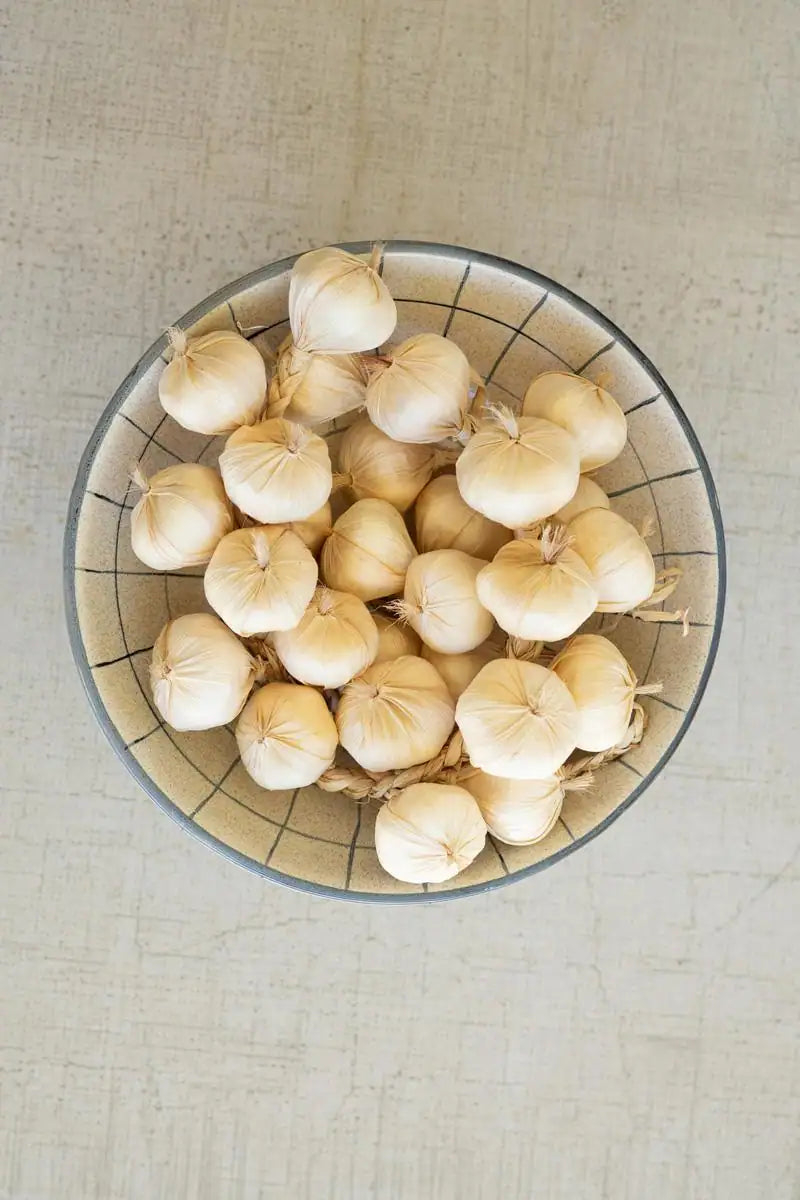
289,246,397,353
568,508,656,612
236,682,338,789
266,335,367,426
523,371,627,472
158,327,266,435
551,633,639,751
462,771,565,845
219,418,332,524
375,783,487,884
365,333,471,443
204,526,318,636
336,416,437,512
397,549,494,654
320,498,416,602
130,463,232,571
264,501,332,556
421,640,500,701
414,474,512,559
552,474,610,524
150,612,255,732
371,612,422,662
272,587,379,689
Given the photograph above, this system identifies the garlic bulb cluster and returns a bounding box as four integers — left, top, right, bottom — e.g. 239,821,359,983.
204,526,318,635
272,587,378,688
462,771,566,845
150,612,255,731
372,612,422,662
414,474,511,559
336,656,455,771
336,417,437,511
289,246,396,353
395,549,494,654
321,498,416,602
366,334,471,443
553,474,610,524
159,328,266,434
568,508,656,612
456,405,580,528
266,335,367,426
523,371,627,472
236,682,338,789
219,418,332,524
375,783,487,883
476,524,597,641
421,640,499,701
552,633,642,751
130,463,233,570
456,659,578,779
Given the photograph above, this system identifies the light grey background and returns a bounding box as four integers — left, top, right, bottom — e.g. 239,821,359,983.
2,0,798,1197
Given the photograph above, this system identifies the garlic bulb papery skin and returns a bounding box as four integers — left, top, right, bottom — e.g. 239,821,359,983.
365,334,471,443
204,526,318,636
235,682,338,789
475,525,598,641
336,655,455,771
320,498,416,602
456,659,578,779
266,335,367,425
130,463,233,570
272,587,379,689
336,416,437,512
266,501,332,556
551,633,639,751
552,475,610,525
289,246,397,353
397,550,494,654
158,327,267,435
462,771,564,845
372,612,422,662
568,508,656,612
414,474,512,559
150,612,255,732
375,783,487,884
421,640,499,701
523,371,627,472
455,405,580,528
219,418,332,524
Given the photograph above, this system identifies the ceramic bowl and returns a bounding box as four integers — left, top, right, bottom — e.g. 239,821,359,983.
64,242,725,902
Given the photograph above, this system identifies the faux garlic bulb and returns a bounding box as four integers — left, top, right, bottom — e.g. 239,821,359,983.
266,335,367,425
553,474,610,524
414,474,511,559
365,333,471,443
272,587,379,689
551,633,641,751
396,550,494,654
289,246,397,353
372,612,422,662
130,463,233,570
456,659,578,779
204,526,318,635
462,771,565,845
336,655,455,771
150,612,255,731
236,683,338,789
476,524,597,641
219,418,332,524
336,416,437,512
320,498,416,602
455,405,580,528
266,501,332,556
375,783,487,884
523,371,627,472
158,327,266,434
421,640,499,701
568,508,656,612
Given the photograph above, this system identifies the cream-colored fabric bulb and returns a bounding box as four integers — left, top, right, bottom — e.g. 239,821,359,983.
320,498,416,602
476,524,598,641
551,633,641,751
336,416,437,511
421,640,499,701
204,526,318,635
365,333,471,443
456,405,580,528
372,612,422,662
336,655,455,771
462,771,565,845
150,612,255,731
289,246,397,353
523,371,627,471
236,683,338,789
553,475,610,524
265,501,332,556
414,474,512,558
272,587,379,688
158,327,266,434
568,508,656,612
395,550,494,654
219,418,332,523
456,659,578,779
265,335,367,425
130,463,233,570
375,783,487,883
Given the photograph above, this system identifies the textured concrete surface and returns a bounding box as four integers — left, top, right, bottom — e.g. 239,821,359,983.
1,0,798,1196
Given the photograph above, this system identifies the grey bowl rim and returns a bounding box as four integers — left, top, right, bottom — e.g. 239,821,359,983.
64,239,727,904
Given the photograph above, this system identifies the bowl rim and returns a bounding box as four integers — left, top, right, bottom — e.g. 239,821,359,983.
64,240,727,904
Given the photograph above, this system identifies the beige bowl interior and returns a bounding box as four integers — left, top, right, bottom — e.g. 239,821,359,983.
65,243,724,902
